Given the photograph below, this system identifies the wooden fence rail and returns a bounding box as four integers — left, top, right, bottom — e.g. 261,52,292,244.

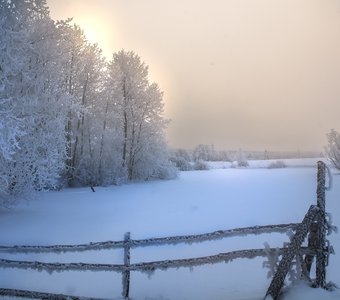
0,225,303,299
0,223,299,253
0,288,104,300
0,247,315,274
0,161,335,300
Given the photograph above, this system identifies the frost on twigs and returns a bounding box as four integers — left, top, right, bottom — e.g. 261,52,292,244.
286,228,295,241
141,267,156,280
324,281,339,291
263,242,280,279
265,205,320,300
326,213,338,236
263,243,308,285
287,255,302,284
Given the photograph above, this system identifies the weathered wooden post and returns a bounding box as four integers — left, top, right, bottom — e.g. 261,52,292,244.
122,232,131,299
264,205,320,299
315,161,327,288
304,222,318,275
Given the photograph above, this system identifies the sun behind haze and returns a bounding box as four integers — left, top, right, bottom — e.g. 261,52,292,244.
47,0,340,152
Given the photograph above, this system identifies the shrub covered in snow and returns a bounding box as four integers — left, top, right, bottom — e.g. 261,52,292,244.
231,160,249,168
170,149,193,171
151,162,178,180
232,149,249,167
170,156,193,171
193,160,210,170
237,160,249,167
268,160,287,169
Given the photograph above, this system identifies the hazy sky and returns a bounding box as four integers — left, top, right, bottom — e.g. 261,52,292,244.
47,0,340,151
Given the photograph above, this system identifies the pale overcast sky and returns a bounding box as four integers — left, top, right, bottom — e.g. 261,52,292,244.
47,0,340,151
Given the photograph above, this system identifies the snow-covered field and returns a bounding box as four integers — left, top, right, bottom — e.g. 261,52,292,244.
0,158,339,300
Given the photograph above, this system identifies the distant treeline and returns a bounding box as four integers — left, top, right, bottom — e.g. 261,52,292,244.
245,150,323,160
170,144,323,170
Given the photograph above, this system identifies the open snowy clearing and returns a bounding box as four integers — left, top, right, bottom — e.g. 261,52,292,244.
0,158,339,300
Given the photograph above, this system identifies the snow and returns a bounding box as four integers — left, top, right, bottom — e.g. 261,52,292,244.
281,281,340,300
207,157,327,169
0,158,339,299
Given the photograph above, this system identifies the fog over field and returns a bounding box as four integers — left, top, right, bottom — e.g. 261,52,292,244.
1,1,340,299
48,0,340,152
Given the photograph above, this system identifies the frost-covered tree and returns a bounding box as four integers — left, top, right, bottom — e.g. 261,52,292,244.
193,144,214,161
0,2,177,204
57,22,107,186
325,129,340,170
95,102,127,185
0,0,71,203
105,50,176,180
235,149,249,167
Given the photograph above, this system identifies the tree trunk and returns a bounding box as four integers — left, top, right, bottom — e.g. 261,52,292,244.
80,72,89,157
98,101,109,181
122,79,128,168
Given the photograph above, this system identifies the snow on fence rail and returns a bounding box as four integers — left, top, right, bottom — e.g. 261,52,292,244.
0,223,300,298
0,247,315,273
0,288,103,300
0,161,335,300
0,223,299,253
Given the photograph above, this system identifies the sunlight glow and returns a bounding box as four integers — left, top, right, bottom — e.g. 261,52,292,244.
78,18,101,45
82,24,99,44
72,15,114,59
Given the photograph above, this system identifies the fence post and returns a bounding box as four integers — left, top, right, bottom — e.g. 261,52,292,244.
264,205,320,300
122,232,131,299
316,161,327,288
304,222,318,276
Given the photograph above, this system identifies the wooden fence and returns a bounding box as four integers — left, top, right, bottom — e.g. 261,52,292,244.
0,161,335,300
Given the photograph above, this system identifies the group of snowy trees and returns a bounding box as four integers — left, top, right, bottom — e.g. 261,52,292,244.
325,129,340,170
2,0,340,206
0,0,175,204
170,146,251,171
